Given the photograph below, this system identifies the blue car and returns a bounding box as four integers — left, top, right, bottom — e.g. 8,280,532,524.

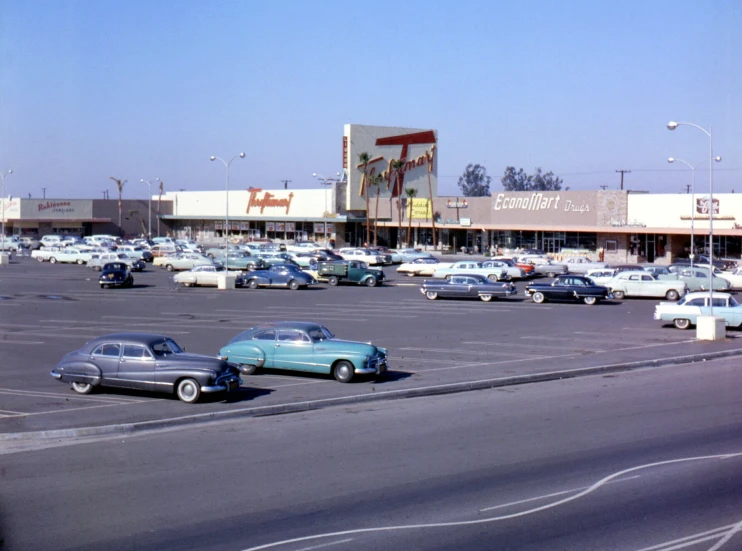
394,248,435,263
244,264,317,290
218,321,388,382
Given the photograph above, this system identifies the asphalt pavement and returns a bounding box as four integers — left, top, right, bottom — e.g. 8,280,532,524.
2,255,742,439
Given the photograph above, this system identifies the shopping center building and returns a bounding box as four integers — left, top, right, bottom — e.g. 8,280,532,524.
3,124,740,262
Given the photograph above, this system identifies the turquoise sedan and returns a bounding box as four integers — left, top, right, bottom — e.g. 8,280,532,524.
218,321,388,383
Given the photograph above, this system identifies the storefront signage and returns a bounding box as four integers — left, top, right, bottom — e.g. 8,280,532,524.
493,193,591,214
246,190,294,214
266,222,275,232
446,199,468,208
460,218,472,227
696,197,719,215
22,199,93,220
408,197,431,219
359,143,437,197
314,223,334,234
37,200,74,214
342,136,348,169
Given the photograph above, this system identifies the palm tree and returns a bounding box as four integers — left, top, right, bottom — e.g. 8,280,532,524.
390,159,405,247
157,180,164,237
426,161,437,249
405,187,418,247
370,172,384,246
357,152,371,245
109,177,126,235
127,209,147,236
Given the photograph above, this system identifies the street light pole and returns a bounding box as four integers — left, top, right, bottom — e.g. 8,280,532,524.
140,178,160,239
668,157,721,268
313,172,340,247
210,153,246,271
667,121,716,318
1,169,12,255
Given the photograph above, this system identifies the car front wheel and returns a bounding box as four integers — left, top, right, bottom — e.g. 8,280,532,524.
365,276,377,287
532,291,546,303
333,361,354,383
583,296,598,305
49,257,57,264
480,294,493,302
71,382,93,394
240,364,258,375
425,291,438,300
612,290,625,300
176,378,201,403
288,279,300,290
247,279,258,289
674,318,692,330
166,264,174,271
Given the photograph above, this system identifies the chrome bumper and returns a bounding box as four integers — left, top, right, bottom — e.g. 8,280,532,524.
201,375,242,393
357,357,388,375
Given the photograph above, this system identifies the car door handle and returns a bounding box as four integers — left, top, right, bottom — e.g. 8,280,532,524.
275,344,281,348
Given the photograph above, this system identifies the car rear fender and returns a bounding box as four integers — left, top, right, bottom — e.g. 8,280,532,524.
54,362,102,386
221,345,266,368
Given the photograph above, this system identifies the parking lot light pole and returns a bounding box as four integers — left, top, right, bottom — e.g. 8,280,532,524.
210,153,245,271
668,156,721,268
668,121,717,321
312,172,340,247
1,169,12,255
140,178,160,239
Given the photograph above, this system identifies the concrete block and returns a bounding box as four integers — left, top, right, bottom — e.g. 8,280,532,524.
696,315,726,341
0,253,10,265
217,274,236,290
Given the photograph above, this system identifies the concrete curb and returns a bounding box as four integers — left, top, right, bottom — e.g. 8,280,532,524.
4,346,742,442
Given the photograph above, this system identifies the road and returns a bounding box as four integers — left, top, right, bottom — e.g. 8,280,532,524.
2,357,740,550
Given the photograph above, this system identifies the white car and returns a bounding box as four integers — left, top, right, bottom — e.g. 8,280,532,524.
558,256,606,274
88,252,143,271
47,247,93,264
719,268,742,289
655,291,742,330
585,268,618,286
396,257,441,277
173,265,246,287
607,270,688,300
337,248,384,266
287,241,322,253
432,261,509,281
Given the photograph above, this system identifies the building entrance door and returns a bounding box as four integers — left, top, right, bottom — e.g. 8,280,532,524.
543,237,564,254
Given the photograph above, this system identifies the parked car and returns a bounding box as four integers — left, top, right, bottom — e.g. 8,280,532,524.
433,261,509,281
585,268,618,286
216,252,266,271
522,257,568,278
31,246,66,262
719,268,742,289
668,266,732,292
524,274,613,305
367,246,397,264
558,256,606,274
336,248,385,266
18,236,41,250
674,255,736,271
421,274,517,302
654,291,742,330
481,259,529,279
0,236,20,251
162,253,216,272
607,271,688,300
286,241,322,253
89,252,145,272
50,333,242,403
490,257,536,276
218,321,387,383
316,260,384,286
46,247,93,264
99,262,134,288
396,256,440,277
244,264,317,290
643,266,675,279
117,245,154,262
172,264,247,287
394,248,434,263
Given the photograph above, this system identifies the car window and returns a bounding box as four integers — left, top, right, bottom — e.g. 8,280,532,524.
122,344,153,359
278,330,309,343
253,330,276,341
629,275,641,281
641,275,653,281
711,298,728,307
92,343,121,357
687,298,705,306
307,327,333,342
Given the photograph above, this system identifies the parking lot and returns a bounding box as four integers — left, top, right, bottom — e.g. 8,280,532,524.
2,255,742,435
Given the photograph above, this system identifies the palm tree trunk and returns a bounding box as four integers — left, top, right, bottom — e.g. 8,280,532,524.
374,187,380,246
427,169,436,249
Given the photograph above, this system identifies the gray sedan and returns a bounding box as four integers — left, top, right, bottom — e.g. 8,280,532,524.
421,274,517,302
50,333,242,403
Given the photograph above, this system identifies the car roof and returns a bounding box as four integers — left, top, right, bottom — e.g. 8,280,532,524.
84,332,172,347
683,291,732,299
249,321,323,332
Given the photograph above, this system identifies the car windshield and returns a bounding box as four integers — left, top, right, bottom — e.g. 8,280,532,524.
151,338,184,356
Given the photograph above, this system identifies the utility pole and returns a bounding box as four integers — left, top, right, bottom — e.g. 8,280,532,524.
42,187,47,198
281,179,291,190
599,185,607,190
616,169,631,190
685,184,692,194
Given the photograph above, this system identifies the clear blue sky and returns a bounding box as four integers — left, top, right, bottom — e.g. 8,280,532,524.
0,0,740,199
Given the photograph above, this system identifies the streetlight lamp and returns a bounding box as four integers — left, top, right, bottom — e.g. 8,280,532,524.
210,153,245,271
667,120,718,324
140,178,160,239
312,172,340,247
1,169,12,257
667,157,721,268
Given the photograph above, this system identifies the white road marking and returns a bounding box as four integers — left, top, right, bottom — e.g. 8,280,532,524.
0,388,146,403
0,339,45,344
462,340,607,352
241,453,742,551
634,523,738,551
480,475,641,511
293,538,354,551
706,518,742,551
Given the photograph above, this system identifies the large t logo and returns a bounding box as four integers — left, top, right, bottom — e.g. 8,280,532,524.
375,130,437,197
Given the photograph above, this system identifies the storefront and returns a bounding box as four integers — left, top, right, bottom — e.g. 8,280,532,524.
158,188,349,245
